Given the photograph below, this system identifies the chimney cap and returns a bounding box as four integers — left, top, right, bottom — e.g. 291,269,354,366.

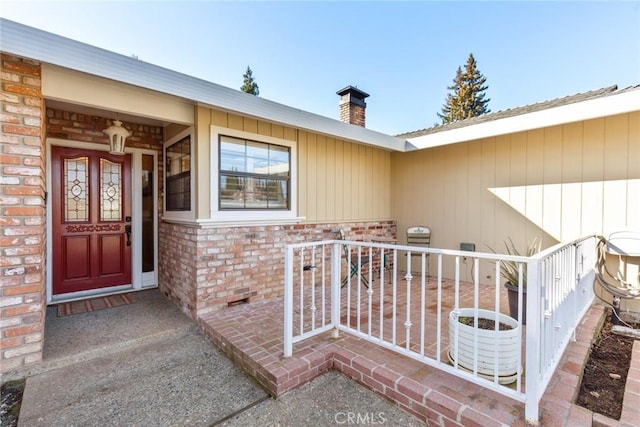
336,85,370,99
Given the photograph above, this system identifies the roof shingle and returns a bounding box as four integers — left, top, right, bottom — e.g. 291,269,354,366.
396,85,639,138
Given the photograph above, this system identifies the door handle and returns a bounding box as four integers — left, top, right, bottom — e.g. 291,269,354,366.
125,224,132,246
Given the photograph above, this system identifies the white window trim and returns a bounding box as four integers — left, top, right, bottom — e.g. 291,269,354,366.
210,125,298,223
163,127,195,221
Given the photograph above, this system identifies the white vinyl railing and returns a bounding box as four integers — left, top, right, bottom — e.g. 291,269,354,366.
283,235,597,425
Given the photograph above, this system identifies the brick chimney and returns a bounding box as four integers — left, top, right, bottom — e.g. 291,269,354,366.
337,86,369,127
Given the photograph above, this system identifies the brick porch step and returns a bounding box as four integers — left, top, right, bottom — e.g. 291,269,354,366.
198,297,635,426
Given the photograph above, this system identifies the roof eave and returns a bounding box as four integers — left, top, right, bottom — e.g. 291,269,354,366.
407,88,640,150
0,18,407,152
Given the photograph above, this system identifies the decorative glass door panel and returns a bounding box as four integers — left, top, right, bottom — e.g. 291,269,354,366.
64,157,88,222
52,146,132,295
100,159,122,221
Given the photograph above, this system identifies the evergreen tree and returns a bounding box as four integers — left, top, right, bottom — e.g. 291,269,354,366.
240,66,260,96
438,53,490,124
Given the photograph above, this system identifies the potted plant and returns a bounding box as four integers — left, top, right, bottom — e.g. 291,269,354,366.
488,237,541,325
448,308,521,384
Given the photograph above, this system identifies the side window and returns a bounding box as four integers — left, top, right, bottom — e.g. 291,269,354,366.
164,129,193,219
166,135,191,211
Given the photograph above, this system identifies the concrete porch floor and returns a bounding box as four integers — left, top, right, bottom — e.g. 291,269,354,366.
199,277,640,426
13,289,424,426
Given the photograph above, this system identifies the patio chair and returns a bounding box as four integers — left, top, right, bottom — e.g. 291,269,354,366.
406,226,431,274
339,229,370,288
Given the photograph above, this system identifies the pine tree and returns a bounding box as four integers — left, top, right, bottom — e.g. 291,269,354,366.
438,53,490,124
240,66,260,96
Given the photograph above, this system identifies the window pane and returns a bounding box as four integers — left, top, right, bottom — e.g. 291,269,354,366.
166,171,190,211
220,138,246,172
220,175,245,209
142,155,154,273
244,177,266,208
166,136,191,211
64,157,88,222
100,159,122,221
267,179,288,208
269,145,290,176
246,141,269,174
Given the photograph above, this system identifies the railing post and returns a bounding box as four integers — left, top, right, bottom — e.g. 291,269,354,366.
331,241,341,338
572,240,582,340
283,245,294,357
525,257,542,424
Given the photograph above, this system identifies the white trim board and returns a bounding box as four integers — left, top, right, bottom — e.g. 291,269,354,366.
407,89,640,150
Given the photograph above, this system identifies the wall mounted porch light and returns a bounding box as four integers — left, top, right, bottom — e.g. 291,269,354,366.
103,118,131,155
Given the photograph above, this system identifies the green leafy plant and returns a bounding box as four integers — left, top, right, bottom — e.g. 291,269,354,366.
487,237,541,288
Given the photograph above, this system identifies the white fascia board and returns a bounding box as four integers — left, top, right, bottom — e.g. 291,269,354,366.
197,98,406,151
408,89,640,150
1,18,406,152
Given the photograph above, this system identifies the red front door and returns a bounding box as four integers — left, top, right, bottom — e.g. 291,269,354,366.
52,146,132,295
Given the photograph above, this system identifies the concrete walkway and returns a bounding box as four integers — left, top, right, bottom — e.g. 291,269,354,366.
14,289,423,426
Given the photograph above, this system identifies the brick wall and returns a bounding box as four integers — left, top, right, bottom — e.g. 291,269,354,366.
158,222,198,317
46,108,164,151
0,54,47,373
339,103,366,127
158,221,396,319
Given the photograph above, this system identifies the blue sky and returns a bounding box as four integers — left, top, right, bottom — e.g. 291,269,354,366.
1,1,639,135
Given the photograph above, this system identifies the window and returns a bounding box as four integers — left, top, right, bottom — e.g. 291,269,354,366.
219,136,290,210
210,126,297,223
164,128,193,219
166,135,190,210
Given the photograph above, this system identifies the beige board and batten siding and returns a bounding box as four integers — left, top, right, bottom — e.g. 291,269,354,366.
298,130,391,222
391,111,640,283
197,107,392,223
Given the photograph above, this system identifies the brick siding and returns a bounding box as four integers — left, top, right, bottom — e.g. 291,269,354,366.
158,222,198,317
159,221,396,319
0,54,164,374
46,108,164,152
1,53,46,373
339,103,366,127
